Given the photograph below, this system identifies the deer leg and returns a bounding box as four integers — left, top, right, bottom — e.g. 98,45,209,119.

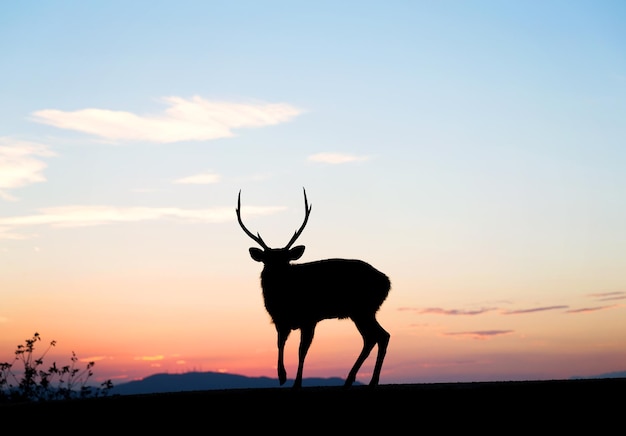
344,327,376,387
293,324,315,389
345,316,389,387
368,320,390,387
276,326,290,385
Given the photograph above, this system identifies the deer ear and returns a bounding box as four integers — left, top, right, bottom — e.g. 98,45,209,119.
249,247,265,262
289,245,305,260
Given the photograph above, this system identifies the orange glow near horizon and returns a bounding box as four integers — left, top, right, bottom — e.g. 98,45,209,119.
3,290,625,386
3,207,625,386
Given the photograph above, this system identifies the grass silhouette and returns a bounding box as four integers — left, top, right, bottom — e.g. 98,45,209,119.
1,332,112,403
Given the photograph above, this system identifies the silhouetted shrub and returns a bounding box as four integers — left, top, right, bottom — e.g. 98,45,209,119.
0,332,113,403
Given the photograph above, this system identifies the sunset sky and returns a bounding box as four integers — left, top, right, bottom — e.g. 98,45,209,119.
1,1,625,387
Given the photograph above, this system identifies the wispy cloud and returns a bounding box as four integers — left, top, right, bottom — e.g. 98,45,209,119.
399,307,498,316
403,300,621,318
563,293,626,313
0,204,286,239
0,138,55,201
79,356,109,363
588,292,626,302
31,96,303,143
566,305,619,314
0,227,35,240
401,304,575,316
133,355,165,362
501,305,569,315
444,330,514,340
308,152,370,164
173,171,221,185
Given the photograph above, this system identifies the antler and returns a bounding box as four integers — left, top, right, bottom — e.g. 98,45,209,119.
285,187,312,249
236,190,270,250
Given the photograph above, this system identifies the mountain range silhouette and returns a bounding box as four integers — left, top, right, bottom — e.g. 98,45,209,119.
108,369,626,396
109,371,359,395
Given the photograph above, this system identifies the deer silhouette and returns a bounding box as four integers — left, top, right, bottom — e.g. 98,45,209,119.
236,188,390,388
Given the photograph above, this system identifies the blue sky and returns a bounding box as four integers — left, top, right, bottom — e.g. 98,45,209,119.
1,1,625,384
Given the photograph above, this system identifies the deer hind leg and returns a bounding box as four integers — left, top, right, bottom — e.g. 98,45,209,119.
368,319,390,386
293,324,316,389
345,315,390,387
276,326,290,385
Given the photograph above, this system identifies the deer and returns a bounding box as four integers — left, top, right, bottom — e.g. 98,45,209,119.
236,188,390,389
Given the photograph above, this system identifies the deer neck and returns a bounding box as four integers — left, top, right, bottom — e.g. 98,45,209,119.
260,263,295,288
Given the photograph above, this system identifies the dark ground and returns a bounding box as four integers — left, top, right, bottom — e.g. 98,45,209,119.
2,378,623,431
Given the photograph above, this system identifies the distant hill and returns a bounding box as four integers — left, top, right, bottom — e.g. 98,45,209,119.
109,371,356,395
571,370,626,380
109,369,626,396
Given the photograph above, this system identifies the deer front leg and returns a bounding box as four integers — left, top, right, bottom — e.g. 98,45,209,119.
276,326,290,385
293,324,316,389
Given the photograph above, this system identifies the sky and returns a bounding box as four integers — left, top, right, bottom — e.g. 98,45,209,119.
1,1,625,387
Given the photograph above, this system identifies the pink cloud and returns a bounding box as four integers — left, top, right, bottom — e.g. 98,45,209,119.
444,330,514,340
588,292,626,302
501,305,569,315
566,305,618,314
398,307,497,316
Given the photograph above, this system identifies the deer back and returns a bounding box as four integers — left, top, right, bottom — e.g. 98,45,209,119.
260,258,390,328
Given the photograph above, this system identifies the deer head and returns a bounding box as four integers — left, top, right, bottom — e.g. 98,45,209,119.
236,187,311,267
